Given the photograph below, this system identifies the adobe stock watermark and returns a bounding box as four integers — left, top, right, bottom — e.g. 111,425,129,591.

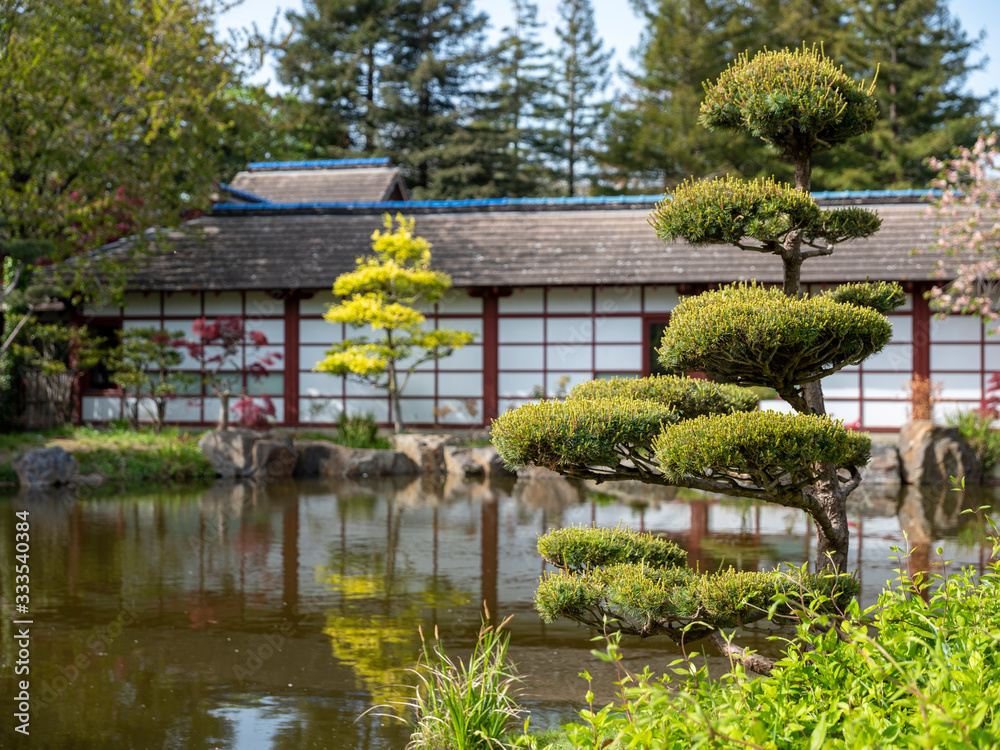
231,601,321,685
35,601,140,710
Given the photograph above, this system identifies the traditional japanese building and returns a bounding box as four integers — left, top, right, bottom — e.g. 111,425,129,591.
78,159,986,432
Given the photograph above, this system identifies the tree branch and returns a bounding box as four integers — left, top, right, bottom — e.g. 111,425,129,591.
709,630,776,676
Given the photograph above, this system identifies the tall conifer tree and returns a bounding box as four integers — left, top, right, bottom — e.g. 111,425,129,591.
277,0,395,155
380,0,491,197
598,0,764,193
485,0,554,196
549,0,612,196
815,0,993,189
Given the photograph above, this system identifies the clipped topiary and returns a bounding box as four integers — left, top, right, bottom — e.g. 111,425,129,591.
492,45,895,674
567,374,759,417
658,282,893,406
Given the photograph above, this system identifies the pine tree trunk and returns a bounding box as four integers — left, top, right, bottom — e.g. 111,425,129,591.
788,155,849,572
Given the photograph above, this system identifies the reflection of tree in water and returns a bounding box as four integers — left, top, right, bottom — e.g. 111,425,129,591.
896,485,998,591
318,495,469,708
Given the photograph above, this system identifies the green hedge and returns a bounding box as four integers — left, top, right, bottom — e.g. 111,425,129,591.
567,375,758,418
700,45,878,157
655,410,871,483
491,397,677,471
537,526,687,573
658,282,892,393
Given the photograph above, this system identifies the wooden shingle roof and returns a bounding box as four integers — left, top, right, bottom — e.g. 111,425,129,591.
125,196,959,292
225,159,409,204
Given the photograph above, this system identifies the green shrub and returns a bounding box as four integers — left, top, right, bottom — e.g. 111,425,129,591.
537,526,687,573
491,398,677,471
567,375,758,418
336,411,389,449
948,409,1000,473
658,282,893,394
556,536,1000,749
655,410,871,486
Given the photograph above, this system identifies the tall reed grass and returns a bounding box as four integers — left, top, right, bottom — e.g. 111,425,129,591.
387,612,525,750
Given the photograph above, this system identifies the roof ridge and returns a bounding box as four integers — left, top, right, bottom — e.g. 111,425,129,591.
212,188,941,215
247,158,392,171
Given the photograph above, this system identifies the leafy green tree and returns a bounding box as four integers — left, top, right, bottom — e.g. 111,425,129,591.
493,47,894,670
814,0,994,190
315,215,476,434
276,0,395,155
0,0,273,323
111,328,196,432
549,0,612,196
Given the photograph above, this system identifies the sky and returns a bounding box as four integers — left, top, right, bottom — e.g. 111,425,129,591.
219,0,1000,100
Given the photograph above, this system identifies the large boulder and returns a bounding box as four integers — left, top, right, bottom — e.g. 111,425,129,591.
12,447,78,488
444,445,486,477
898,420,982,486
198,429,261,478
468,445,515,478
292,440,417,478
392,434,454,474
252,437,298,479
858,442,902,492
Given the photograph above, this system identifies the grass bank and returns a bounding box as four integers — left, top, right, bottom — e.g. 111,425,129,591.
0,426,214,488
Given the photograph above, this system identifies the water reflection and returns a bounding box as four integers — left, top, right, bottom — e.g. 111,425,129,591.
0,475,996,749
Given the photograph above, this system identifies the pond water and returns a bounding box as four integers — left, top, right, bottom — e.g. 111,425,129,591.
0,474,996,749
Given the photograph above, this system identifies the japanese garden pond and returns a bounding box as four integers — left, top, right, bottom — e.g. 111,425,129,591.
1,474,996,749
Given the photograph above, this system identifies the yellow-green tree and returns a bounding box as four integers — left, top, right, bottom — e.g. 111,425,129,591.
316,215,476,433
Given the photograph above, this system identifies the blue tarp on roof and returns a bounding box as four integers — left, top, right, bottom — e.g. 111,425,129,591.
247,158,392,171
212,188,940,212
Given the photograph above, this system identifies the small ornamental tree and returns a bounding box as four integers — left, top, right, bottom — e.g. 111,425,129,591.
492,46,900,671
111,327,195,432
181,317,282,431
315,214,476,434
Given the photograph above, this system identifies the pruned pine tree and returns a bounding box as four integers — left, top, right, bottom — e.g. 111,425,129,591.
492,47,898,671
315,215,476,434
550,0,612,196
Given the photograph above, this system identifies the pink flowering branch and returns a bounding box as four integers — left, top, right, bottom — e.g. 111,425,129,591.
927,134,1000,324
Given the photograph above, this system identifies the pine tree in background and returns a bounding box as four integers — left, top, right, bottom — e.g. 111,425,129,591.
597,0,765,194
814,0,993,190
549,0,612,196
380,0,493,198
276,0,395,156
485,0,556,196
